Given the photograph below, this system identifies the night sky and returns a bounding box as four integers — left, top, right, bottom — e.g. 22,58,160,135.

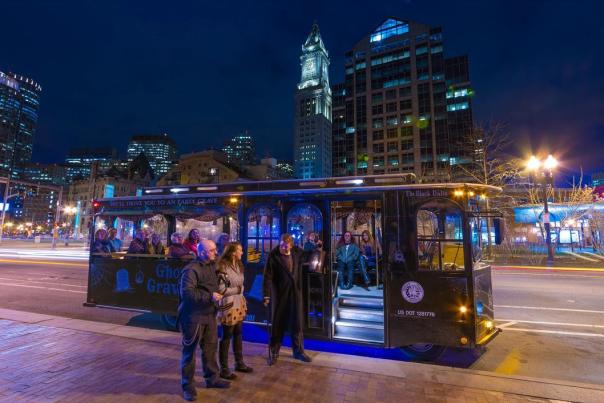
2,0,603,180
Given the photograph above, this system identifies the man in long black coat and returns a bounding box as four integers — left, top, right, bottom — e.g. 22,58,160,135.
263,233,312,363
178,239,230,401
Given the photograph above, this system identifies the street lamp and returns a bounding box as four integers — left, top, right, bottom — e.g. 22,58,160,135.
526,154,558,265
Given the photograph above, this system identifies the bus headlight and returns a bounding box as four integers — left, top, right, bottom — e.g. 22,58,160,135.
460,337,468,345
485,321,493,329
459,306,468,314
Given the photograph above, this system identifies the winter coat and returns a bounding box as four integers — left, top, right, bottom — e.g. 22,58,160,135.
262,246,304,336
183,239,199,256
216,261,247,325
169,243,195,259
178,260,219,325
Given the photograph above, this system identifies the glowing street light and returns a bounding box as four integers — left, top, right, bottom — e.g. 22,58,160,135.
526,154,558,264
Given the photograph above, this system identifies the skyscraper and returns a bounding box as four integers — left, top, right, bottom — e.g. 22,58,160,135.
64,147,118,182
222,133,256,167
0,71,42,178
294,23,332,179
331,18,475,181
127,133,177,177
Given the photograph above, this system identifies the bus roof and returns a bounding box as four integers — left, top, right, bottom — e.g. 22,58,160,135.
97,174,502,203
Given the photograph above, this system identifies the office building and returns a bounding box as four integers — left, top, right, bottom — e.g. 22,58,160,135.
64,147,118,182
331,18,475,181
294,23,332,179
222,133,256,167
0,71,42,178
127,133,177,177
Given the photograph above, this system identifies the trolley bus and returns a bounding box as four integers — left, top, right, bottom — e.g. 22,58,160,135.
85,174,502,360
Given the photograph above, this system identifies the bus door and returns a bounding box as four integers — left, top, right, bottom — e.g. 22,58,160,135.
330,199,384,343
387,196,476,351
284,201,329,337
242,202,281,324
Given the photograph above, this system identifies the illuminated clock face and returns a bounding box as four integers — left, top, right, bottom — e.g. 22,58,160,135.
303,58,316,77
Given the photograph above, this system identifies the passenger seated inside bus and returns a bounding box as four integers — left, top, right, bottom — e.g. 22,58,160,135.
146,233,166,255
107,228,122,252
303,232,323,251
127,229,148,254
168,232,196,259
91,228,111,254
215,232,230,255
336,231,370,291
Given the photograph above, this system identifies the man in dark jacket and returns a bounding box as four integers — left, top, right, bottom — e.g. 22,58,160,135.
263,233,312,363
179,239,230,401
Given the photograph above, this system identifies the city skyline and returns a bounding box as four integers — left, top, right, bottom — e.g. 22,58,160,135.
2,1,603,179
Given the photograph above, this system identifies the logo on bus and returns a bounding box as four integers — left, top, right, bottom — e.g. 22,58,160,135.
401,281,424,303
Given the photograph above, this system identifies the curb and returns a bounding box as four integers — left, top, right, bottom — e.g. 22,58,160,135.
1,307,603,402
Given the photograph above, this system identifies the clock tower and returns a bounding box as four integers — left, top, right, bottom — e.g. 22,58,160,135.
294,23,332,179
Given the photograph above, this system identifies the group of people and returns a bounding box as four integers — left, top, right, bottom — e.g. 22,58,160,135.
91,227,232,260
179,233,311,401
335,230,381,290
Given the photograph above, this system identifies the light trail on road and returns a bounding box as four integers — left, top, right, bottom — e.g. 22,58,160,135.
0,282,86,294
497,319,604,329
0,258,87,267
495,305,604,314
494,265,604,272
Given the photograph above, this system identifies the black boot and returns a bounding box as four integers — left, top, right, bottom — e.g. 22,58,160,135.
270,344,280,364
219,336,237,380
233,332,253,372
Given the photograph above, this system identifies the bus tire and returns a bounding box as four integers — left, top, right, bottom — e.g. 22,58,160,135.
161,314,179,332
400,344,446,361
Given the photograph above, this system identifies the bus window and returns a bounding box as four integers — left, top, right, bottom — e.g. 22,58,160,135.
286,203,323,249
141,214,169,246
176,215,238,247
416,202,465,271
470,217,484,262
247,204,280,264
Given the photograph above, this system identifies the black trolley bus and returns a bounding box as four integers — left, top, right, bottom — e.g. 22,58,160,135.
86,174,502,360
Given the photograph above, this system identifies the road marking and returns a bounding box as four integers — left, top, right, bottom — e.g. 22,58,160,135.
503,328,604,338
0,276,86,288
495,305,604,314
494,265,604,272
497,319,604,329
0,282,86,294
0,259,87,267
495,272,604,279
497,321,517,328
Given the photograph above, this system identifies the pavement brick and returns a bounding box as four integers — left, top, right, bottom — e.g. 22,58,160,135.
0,319,581,403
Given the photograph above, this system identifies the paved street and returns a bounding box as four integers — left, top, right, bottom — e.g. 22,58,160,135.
2,309,603,403
1,251,604,396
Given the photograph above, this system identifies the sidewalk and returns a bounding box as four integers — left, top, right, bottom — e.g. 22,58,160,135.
1,309,603,402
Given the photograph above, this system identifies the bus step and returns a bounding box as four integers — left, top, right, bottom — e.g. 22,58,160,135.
334,319,384,343
339,297,384,310
338,307,384,324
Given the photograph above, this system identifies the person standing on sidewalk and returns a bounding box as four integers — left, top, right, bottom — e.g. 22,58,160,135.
217,241,253,380
179,239,230,401
263,233,312,363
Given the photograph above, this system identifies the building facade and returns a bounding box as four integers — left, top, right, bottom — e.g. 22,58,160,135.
64,147,118,182
294,23,332,179
331,18,474,182
127,133,177,177
0,71,42,179
158,150,243,186
222,133,256,167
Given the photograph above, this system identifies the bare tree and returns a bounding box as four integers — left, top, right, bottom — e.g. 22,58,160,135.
453,121,523,256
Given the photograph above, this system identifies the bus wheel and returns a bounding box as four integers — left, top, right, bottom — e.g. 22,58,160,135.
161,314,179,332
400,344,446,361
